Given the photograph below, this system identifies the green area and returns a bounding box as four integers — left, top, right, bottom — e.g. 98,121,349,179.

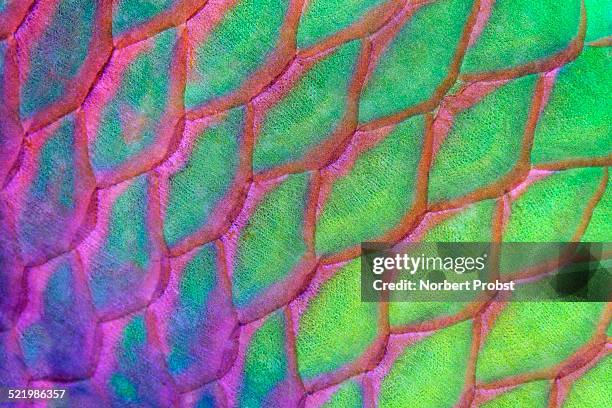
253,40,360,170
532,47,612,164
185,0,288,108
296,260,378,378
429,75,536,202
379,321,472,408
462,0,581,73
359,0,473,122
297,0,385,47
316,116,423,255
163,107,242,247
476,302,604,381
232,173,309,307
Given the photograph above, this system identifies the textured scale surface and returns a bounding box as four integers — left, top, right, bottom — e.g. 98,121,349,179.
0,0,611,407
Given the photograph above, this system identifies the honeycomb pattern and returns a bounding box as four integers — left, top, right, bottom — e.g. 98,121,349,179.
0,0,611,407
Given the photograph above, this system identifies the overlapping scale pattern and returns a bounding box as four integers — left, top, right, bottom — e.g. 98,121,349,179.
0,0,610,406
